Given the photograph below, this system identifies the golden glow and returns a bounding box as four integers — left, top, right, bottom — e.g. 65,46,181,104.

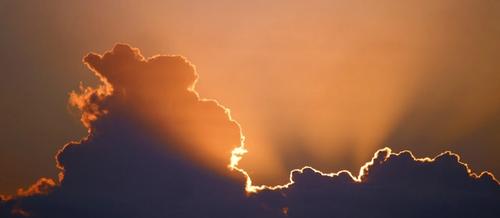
2,0,500,195
3,43,498,201
15,177,56,197
71,44,499,194
229,146,247,170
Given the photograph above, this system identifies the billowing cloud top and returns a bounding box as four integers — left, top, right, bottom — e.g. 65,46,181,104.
254,148,499,217
70,44,243,173
0,44,498,218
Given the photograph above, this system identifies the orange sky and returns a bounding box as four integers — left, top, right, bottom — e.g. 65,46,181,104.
1,0,499,193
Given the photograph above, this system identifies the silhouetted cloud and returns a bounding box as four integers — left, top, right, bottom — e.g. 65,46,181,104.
253,148,499,218
0,44,498,218
0,44,272,218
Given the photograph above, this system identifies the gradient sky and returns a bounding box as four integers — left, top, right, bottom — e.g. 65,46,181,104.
1,0,500,195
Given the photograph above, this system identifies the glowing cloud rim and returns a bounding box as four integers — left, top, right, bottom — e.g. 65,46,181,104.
230,144,500,193
1,44,498,201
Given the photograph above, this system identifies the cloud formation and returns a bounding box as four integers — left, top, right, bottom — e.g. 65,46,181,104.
253,148,499,217
1,44,498,218
0,44,268,218
2,0,500,193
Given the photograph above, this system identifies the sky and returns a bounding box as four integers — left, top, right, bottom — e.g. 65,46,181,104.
0,1,499,216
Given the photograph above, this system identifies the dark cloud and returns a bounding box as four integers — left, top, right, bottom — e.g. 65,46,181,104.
1,44,498,218
254,148,499,218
